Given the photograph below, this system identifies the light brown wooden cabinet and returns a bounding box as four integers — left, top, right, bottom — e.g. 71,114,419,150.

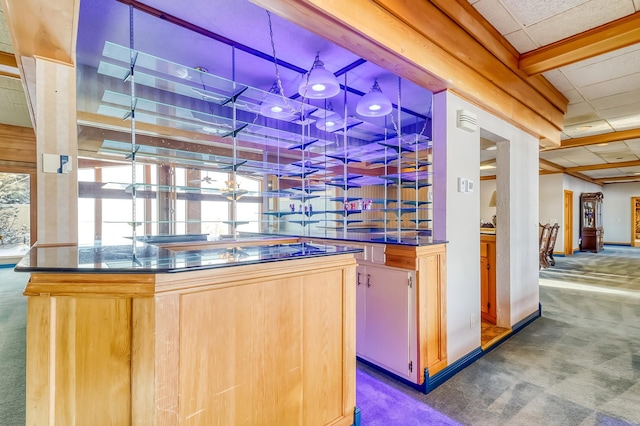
480,234,496,324
24,254,357,426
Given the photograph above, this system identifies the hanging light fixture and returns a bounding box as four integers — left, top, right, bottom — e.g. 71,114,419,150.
260,82,295,120
315,102,343,132
298,53,340,99
356,79,393,117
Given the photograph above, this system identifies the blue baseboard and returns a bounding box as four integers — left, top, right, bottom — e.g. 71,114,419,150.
423,303,542,394
0,263,16,269
353,406,361,426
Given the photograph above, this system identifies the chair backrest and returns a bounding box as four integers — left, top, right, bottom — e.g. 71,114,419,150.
546,223,560,254
539,223,551,252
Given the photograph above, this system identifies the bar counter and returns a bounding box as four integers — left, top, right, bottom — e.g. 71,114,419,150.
17,237,361,426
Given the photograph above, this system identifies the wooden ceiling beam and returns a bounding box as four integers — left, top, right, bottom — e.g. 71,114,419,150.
542,127,640,151
594,175,640,184
539,158,565,172
520,11,640,75
428,0,568,113
565,159,640,173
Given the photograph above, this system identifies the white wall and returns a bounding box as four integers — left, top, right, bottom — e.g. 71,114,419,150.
539,174,564,248
433,91,539,364
603,182,640,243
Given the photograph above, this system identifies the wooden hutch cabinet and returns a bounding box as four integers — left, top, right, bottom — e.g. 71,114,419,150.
580,192,604,252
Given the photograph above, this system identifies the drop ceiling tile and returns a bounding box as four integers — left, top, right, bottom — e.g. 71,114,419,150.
579,72,640,100
585,141,629,154
562,47,640,87
607,113,640,131
564,102,599,126
616,166,640,174
598,153,639,162
624,139,640,155
504,30,538,53
543,70,575,92
500,0,590,26
635,0,640,10
562,43,640,72
563,89,585,104
540,146,588,159
598,102,640,120
590,88,640,110
563,120,614,137
473,0,521,34
523,0,633,46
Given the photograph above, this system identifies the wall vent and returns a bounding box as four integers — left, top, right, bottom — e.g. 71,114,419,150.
457,109,477,132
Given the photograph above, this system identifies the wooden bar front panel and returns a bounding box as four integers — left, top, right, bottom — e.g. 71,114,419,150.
24,254,356,426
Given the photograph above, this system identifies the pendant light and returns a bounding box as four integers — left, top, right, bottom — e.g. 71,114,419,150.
298,54,340,99
260,82,295,120
356,79,393,117
315,102,343,132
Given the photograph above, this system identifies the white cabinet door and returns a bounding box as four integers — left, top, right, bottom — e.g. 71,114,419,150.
363,266,413,379
355,265,367,357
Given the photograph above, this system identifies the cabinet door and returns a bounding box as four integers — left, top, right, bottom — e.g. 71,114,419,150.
355,265,366,357
363,266,412,379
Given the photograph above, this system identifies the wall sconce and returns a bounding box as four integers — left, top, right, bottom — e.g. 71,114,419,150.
356,79,392,117
298,54,340,99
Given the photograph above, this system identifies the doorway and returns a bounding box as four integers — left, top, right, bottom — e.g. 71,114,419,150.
0,172,31,264
564,190,573,255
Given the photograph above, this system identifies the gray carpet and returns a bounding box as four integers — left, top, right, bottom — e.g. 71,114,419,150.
2,247,640,425
357,245,640,425
0,267,27,426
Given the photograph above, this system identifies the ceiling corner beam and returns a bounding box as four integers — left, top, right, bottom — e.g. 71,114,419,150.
594,175,640,184
539,158,565,173
520,11,640,75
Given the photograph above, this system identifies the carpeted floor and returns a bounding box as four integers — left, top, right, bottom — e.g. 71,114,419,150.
2,246,640,425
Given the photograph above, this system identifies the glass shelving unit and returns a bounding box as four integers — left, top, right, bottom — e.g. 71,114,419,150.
77,33,433,242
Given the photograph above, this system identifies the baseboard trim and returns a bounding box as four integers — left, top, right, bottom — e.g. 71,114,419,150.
353,407,361,426
0,263,17,268
423,303,542,394
423,347,483,393
604,242,631,247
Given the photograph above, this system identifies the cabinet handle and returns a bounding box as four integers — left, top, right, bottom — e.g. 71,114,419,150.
367,274,371,287
357,272,361,286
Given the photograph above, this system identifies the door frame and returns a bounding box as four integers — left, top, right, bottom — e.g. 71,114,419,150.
564,190,573,255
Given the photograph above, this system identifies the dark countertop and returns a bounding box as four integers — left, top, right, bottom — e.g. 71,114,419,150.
14,240,362,274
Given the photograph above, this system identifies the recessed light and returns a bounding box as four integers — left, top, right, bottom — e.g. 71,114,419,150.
576,125,592,131
485,146,497,151
597,143,608,147
479,164,496,170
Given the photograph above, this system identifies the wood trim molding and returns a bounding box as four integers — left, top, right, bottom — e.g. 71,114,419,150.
566,159,640,173
520,12,640,75
543,127,640,150
594,175,640,184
